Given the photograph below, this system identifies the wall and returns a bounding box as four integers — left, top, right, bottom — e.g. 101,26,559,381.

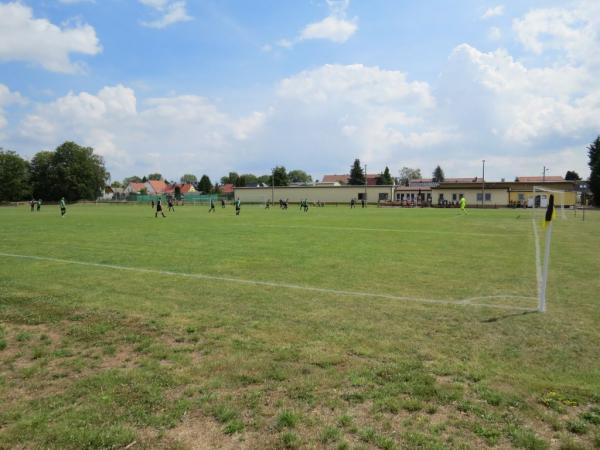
431,188,509,206
234,186,395,203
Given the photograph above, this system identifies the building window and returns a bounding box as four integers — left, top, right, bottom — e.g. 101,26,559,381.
485,193,491,201
396,193,401,200
452,193,457,201
477,193,483,201
518,193,525,201
379,193,388,200
358,193,366,200
459,193,464,199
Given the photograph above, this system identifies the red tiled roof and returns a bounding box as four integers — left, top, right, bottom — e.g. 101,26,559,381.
322,174,349,184
221,183,234,194
128,182,146,193
147,179,168,193
180,183,195,193
515,176,564,182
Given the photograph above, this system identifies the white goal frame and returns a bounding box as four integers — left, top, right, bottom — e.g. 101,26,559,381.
532,186,566,219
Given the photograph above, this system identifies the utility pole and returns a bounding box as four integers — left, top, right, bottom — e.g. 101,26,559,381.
271,167,275,206
364,164,367,207
542,166,548,183
481,159,485,207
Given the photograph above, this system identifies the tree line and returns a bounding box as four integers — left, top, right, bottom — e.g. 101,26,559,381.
0,142,108,202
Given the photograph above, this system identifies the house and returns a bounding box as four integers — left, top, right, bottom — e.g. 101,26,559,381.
124,182,147,195
145,179,168,195
515,176,565,183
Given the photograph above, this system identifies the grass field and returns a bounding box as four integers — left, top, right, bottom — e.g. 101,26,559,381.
1,203,599,450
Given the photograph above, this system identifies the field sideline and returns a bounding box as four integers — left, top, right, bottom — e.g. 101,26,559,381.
1,204,599,449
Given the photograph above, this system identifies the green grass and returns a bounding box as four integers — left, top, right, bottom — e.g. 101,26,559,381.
0,203,599,449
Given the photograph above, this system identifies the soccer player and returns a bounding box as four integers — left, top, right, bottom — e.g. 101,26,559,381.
235,198,241,216
459,195,467,214
221,199,226,208
303,198,309,212
37,199,42,211
167,197,175,212
208,197,216,213
155,198,166,218
151,200,155,209
350,198,355,208
59,197,66,217
30,199,35,212
265,199,270,209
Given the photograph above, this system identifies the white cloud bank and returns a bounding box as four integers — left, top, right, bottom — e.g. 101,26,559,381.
482,5,504,20
0,2,101,73
139,0,192,29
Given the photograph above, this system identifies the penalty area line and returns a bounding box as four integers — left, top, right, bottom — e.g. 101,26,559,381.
0,252,536,312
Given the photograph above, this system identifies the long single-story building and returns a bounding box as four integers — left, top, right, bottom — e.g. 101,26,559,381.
234,179,578,207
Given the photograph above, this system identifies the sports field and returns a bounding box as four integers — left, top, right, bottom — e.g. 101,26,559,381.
1,203,599,449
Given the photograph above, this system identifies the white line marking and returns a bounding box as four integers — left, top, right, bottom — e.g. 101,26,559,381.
0,252,536,312
531,218,542,299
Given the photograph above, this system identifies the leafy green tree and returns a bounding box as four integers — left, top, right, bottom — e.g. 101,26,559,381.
30,142,108,201
257,174,272,185
220,172,239,186
588,136,600,207
349,159,365,185
377,166,394,185
432,165,445,183
142,176,148,182
399,167,422,186
288,170,312,183
140,187,148,195
564,170,581,181
272,166,289,186
174,186,182,199
198,174,212,193
0,149,31,201
111,181,123,188
240,173,258,185
123,176,142,184
180,174,197,184
148,173,162,181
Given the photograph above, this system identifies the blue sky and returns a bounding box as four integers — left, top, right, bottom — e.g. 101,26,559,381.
0,0,597,182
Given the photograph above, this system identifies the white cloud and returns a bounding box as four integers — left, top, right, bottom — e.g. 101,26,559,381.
15,85,264,174
0,2,101,73
513,1,600,62
0,84,25,131
139,0,192,29
300,16,357,43
272,0,357,50
482,5,504,19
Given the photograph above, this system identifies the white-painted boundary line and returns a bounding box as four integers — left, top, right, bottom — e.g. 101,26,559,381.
531,218,542,299
0,252,537,312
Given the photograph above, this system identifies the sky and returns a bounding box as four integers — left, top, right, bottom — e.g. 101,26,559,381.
0,0,598,183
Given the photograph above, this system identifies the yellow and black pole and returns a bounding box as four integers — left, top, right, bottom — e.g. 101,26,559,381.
539,194,556,312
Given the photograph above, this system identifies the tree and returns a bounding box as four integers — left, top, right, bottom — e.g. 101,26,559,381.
257,174,272,185
288,169,312,184
30,142,108,201
174,186,182,199
220,172,239,186
180,174,197,184
349,159,365,185
432,165,445,183
240,173,258,185
124,176,142,184
377,166,394,185
140,187,148,195
198,174,212,193
588,136,600,207
399,167,422,186
272,166,289,186
565,170,581,181
111,181,123,188
0,150,31,201
148,173,162,181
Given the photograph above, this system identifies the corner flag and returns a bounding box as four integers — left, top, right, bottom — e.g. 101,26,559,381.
543,194,556,228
